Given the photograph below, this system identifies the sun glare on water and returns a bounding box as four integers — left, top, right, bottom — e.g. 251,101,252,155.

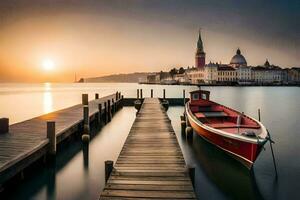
42,59,55,71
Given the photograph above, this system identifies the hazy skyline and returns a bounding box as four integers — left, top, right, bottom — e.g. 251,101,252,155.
0,0,299,82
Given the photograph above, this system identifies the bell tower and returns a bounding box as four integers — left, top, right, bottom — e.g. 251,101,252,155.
195,29,206,69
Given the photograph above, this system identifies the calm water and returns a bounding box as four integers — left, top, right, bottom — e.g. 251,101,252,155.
0,83,299,200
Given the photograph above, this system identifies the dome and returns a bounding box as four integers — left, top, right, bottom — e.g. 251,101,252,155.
230,48,247,66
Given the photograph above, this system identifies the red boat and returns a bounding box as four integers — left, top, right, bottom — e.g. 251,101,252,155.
185,90,268,169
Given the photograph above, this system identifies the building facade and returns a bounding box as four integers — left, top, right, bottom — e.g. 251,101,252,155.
217,65,237,82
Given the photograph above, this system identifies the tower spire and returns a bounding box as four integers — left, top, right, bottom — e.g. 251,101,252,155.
197,28,204,52
195,28,206,69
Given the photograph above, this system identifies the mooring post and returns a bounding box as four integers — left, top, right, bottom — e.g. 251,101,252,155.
186,126,193,142
82,93,88,105
82,94,90,143
188,166,195,188
115,92,118,110
107,100,111,122
140,89,143,99
0,118,9,134
258,108,261,122
47,121,56,156
137,89,139,99
104,102,108,123
163,89,166,99
121,95,124,108
151,89,153,98
98,103,102,124
95,93,99,99
111,99,116,114
105,160,114,183
180,115,186,135
183,89,186,105
116,92,119,110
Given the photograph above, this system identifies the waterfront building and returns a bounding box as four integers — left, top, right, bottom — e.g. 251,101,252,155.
195,30,206,69
146,73,160,84
186,68,205,84
204,62,218,83
287,67,300,83
174,73,191,84
217,65,237,82
252,60,284,84
237,66,252,84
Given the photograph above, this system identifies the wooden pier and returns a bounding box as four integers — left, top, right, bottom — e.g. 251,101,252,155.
0,93,122,187
100,98,196,199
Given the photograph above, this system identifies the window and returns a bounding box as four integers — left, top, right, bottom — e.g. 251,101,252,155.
192,93,199,100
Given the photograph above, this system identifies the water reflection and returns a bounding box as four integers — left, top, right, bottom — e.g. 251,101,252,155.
82,143,89,170
43,83,53,114
189,133,264,199
46,165,56,200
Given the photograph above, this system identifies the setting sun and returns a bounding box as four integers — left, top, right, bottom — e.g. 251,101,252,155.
42,59,55,71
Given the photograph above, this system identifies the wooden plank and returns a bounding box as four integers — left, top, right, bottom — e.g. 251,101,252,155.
105,183,193,191
101,190,196,199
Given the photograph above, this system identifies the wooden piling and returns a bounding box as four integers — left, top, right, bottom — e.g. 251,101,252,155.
82,93,90,142
186,126,193,141
183,89,186,105
0,118,9,134
107,100,111,122
140,89,143,99
258,108,261,122
47,121,56,156
95,93,99,99
112,99,115,114
163,89,166,99
121,95,124,108
98,103,102,124
151,89,153,98
188,167,195,188
82,105,90,142
82,94,88,105
180,115,186,135
105,160,114,183
104,102,108,123
137,89,139,99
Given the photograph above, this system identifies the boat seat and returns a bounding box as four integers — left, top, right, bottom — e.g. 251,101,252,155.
210,123,260,129
195,112,228,118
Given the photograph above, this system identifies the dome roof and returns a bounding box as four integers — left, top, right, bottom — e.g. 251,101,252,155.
230,48,247,66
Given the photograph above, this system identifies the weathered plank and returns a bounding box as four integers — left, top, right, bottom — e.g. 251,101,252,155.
99,98,196,199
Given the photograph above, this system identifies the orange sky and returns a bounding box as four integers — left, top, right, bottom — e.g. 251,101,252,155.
0,1,299,82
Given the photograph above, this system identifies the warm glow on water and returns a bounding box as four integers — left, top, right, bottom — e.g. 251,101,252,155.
43,83,53,113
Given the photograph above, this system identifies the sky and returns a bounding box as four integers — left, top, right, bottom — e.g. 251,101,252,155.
0,0,299,82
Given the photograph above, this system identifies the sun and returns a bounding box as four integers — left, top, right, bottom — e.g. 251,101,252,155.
42,59,55,71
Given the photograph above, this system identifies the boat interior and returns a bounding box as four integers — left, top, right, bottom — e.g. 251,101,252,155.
189,90,261,136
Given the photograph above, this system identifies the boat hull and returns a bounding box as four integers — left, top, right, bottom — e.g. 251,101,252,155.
187,114,263,169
